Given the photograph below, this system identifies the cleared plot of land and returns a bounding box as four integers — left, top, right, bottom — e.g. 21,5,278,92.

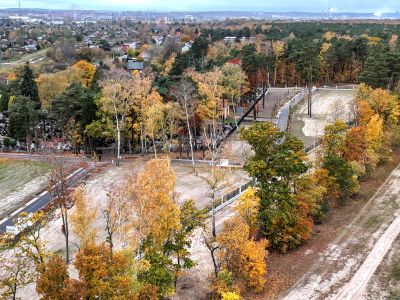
174,164,248,208
283,162,400,300
290,89,356,148
0,158,51,219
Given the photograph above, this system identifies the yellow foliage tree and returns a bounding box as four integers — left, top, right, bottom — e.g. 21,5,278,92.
235,187,260,234
365,114,384,169
73,60,96,87
70,187,98,246
217,217,268,292
126,158,180,246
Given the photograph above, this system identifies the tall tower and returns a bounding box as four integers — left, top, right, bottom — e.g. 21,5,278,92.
18,0,21,16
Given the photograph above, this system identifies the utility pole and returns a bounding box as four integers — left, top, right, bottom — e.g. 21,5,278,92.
308,65,313,118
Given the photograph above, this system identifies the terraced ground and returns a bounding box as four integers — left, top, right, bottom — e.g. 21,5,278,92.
0,158,51,219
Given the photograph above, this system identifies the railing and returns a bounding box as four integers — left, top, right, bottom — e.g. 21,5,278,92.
204,181,253,215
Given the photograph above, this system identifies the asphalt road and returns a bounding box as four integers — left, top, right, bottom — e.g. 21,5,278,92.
0,166,89,233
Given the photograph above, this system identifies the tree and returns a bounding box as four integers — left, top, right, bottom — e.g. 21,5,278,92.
74,243,136,299
197,166,233,237
235,187,260,235
70,187,98,247
240,122,309,252
37,66,85,110
217,217,268,292
365,114,384,169
97,70,133,164
358,53,389,89
20,62,40,109
8,95,38,143
101,186,130,254
221,63,247,125
48,159,74,264
36,254,83,300
171,80,198,165
73,60,96,87
0,249,34,300
50,83,97,138
126,158,180,246
165,200,204,288
143,90,165,157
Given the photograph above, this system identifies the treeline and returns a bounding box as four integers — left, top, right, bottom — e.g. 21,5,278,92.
191,21,400,89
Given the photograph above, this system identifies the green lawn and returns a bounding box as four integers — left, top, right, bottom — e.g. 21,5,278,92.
0,158,51,199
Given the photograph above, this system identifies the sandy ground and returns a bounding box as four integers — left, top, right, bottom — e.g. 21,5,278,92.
0,158,246,299
290,89,356,148
282,164,400,300
0,175,49,220
173,200,239,300
363,235,400,299
174,164,248,208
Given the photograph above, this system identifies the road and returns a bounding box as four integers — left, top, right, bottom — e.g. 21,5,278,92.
0,163,98,233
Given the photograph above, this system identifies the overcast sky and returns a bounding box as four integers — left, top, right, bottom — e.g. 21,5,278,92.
1,0,400,13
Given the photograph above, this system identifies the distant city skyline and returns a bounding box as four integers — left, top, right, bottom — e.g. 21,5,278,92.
1,0,400,15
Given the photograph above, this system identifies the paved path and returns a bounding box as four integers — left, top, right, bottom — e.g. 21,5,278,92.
0,164,97,233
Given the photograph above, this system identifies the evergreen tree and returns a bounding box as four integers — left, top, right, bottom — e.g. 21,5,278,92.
20,62,40,109
8,95,38,142
358,54,389,89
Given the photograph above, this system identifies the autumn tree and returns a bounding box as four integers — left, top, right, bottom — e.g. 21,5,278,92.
72,60,96,87
0,249,34,300
240,122,310,252
48,159,74,264
74,243,136,299
36,254,83,300
97,70,133,164
235,187,260,235
101,186,130,254
221,63,247,125
70,187,98,247
217,217,268,292
171,80,198,165
126,158,180,246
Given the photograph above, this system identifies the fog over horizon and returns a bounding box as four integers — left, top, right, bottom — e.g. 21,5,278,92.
1,0,400,15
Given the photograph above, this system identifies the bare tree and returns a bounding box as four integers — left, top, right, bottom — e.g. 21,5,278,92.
196,166,233,237
172,80,198,166
48,159,74,264
101,186,130,254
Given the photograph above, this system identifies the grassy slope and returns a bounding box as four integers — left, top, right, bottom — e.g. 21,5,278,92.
0,158,51,199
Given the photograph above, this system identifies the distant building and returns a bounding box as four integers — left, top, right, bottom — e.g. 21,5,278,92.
224,36,237,43
127,59,144,73
24,44,37,52
181,42,192,53
184,15,195,22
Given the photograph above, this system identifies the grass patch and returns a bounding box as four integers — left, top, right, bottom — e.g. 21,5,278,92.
363,215,383,230
0,158,51,198
391,261,400,281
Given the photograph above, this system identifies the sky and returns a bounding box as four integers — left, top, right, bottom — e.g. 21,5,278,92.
1,0,400,13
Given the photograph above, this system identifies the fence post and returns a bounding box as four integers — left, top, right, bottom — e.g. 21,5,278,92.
221,196,224,204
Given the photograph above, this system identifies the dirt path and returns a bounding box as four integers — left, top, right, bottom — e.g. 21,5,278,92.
282,164,400,300
333,213,400,299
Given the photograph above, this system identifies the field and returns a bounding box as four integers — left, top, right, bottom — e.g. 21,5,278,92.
0,158,51,219
290,89,357,148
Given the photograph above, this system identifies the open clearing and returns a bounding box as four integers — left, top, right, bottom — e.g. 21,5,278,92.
0,158,51,219
282,158,400,300
290,89,356,148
